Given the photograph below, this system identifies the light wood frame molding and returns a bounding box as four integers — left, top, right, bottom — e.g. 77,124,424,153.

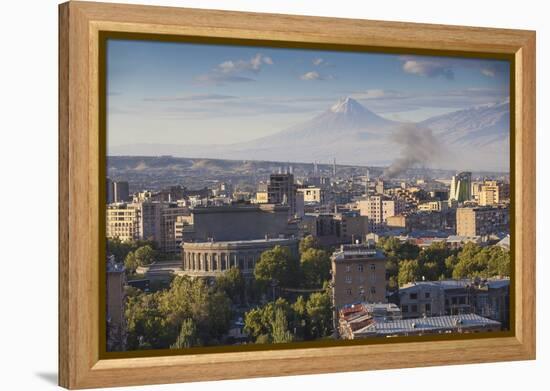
59,1,536,389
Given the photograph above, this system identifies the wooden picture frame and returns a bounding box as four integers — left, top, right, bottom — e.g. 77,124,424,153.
59,1,536,389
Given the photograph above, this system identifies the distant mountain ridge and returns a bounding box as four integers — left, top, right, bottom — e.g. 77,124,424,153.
109,97,510,171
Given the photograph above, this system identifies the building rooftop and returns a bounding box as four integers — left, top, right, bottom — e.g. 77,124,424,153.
355,313,500,336
332,244,385,261
400,278,510,291
182,237,297,247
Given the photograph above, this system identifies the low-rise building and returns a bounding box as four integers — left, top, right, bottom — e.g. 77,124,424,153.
338,302,402,339
390,278,510,328
349,313,501,338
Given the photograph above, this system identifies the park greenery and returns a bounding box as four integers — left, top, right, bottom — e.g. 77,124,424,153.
122,235,334,349
243,285,333,344
125,275,232,350
119,234,508,349
377,237,510,289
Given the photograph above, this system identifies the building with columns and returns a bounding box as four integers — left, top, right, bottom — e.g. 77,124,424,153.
182,238,299,277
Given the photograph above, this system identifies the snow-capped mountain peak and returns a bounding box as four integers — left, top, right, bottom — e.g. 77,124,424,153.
330,97,366,114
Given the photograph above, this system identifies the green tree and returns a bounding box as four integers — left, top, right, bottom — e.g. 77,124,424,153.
300,248,331,288
299,235,319,254
254,245,296,287
125,275,233,350
306,290,333,339
243,298,293,342
125,292,173,349
378,237,420,260
255,334,271,344
271,308,294,343
291,296,308,340
243,307,267,340
417,241,453,279
444,254,459,277
124,251,138,274
216,267,245,302
385,257,399,290
134,245,155,266
170,318,199,349
398,259,420,286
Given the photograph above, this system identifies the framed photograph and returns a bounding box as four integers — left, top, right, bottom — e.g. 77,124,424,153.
59,1,536,389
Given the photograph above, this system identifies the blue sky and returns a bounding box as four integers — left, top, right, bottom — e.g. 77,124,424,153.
107,39,510,149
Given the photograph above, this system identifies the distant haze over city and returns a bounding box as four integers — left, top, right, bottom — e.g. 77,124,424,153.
107,40,510,173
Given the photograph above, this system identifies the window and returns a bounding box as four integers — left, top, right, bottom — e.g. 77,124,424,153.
411,304,418,313
370,287,376,295
346,288,352,296
425,292,430,299
346,265,351,272
358,265,364,272
451,297,458,305
402,305,409,313
459,296,466,305
370,264,376,271
425,303,431,314
410,293,418,300
345,276,352,284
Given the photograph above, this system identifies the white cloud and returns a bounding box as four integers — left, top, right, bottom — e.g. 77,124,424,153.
481,68,496,77
402,58,454,79
195,53,274,85
312,58,324,66
300,71,321,80
216,53,273,74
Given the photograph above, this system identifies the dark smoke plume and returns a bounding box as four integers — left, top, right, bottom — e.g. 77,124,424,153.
383,124,443,178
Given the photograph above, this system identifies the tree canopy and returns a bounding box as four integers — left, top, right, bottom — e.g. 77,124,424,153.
125,275,232,350
300,248,331,288
243,287,332,343
254,245,297,287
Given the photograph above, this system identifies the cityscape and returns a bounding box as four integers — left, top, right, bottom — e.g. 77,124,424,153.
105,40,511,352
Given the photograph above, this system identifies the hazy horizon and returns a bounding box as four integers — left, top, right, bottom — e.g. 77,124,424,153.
107,39,511,171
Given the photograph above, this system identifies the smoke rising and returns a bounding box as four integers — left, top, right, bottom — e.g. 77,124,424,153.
383,124,443,178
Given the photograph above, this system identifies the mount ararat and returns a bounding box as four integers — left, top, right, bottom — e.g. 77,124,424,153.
109,97,510,172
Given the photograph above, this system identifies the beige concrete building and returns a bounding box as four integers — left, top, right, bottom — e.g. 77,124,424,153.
418,200,447,212
106,201,191,254
478,180,510,206
331,244,386,308
358,196,405,231
456,206,509,236
297,186,325,204
106,203,140,242
255,191,269,204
